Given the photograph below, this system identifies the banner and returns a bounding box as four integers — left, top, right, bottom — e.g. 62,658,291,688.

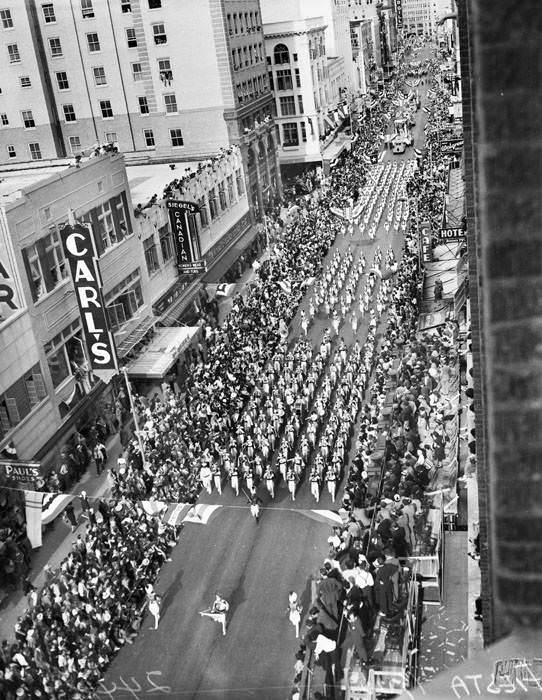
60,223,118,371
166,200,206,274
41,493,75,525
0,460,41,484
24,491,43,549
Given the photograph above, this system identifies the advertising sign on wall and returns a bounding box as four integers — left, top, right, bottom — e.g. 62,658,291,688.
60,223,118,371
166,200,206,274
0,210,25,326
395,0,403,28
0,460,41,484
420,220,433,264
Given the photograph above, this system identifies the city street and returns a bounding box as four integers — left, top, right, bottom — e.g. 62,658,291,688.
102,70,434,700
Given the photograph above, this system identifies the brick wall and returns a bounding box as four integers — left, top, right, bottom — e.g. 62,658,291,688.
466,0,542,636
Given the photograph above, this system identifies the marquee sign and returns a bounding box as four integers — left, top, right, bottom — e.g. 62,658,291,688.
395,0,403,28
60,223,118,371
166,200,206,274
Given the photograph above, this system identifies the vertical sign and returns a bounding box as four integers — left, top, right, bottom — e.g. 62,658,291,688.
0,209,25,326
166,200,206,274
60,223,118,371
420,220,433,264
395,0,403,29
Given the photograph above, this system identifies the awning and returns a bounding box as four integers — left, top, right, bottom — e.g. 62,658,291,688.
115,313,157,359
203,224,258,283
324,114,336,130
322,135,352,165
125,326,200,379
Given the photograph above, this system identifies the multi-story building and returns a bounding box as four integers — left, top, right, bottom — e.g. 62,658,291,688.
403,0,453,37
348,0,397,87
0,151,145,466
261,1,350,177
0,0,281,219
0,144,254,470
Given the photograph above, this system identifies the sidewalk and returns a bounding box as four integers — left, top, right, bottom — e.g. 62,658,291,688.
0,431,122,640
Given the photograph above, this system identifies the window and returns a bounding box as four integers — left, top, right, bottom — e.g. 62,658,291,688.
22,110,35,128
7,145,16,158
159,225,173,262
56,71,69,90
63,104,76,121
268,72,273,91
86,32,100,52
280,95,296,116
105,131,117,142
164,93,177,113
301,121,307,142
22,230,69,302
298,95,304,114
208,188,217,219
93,66,107,85
132,62,143,81
274,43,289,64
152,23,166,45
42,3,56,23
198,197,208,227
148,0,161,7
295,68,301,87
218,182,227,210
236,168,244,195
104,271,142,331
45,327,87,390
293,53,298,62
158,58,172,84
1,113,8,125
49,37,62,56
227,174,234,204
170,128,183,147
144,236,160,274
81,0,94,18
143,128,155,147
121,0,131,11
126,27,137,48
138,96,149,114
29,142,42,160
276,69,292,90
68,136,81,155
100,100,113,118
20,76,31,88
0,365,47,439
0,9,13,28
7,43,20,62
283,122,299,146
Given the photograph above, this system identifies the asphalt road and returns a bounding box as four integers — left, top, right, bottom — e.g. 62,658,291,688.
101,53,434,700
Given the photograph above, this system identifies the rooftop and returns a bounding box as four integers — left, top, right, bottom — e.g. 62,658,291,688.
126,162,203,207
0,164,70,205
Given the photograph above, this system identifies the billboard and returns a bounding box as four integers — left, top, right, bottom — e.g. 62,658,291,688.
0,460,41,485
60,223,118,371
166,200,206,274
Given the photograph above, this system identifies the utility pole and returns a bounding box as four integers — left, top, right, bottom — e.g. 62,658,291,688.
122,367,146,462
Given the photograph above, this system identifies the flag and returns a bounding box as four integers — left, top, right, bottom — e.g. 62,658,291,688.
25,490,43,548
414,148,423,158
183,504,221,524
278,279,292,295
309,510,344,525
142,500,167,516
216,283,235,297
42,493,75,525
161,502,194,527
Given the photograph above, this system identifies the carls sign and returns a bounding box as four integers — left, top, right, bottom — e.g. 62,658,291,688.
166,200,205,274
60,223,118,371
1,460,41,484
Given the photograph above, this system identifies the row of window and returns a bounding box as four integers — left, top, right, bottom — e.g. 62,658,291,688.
235,74,268,105
231,42,264,71
0,0,164,29
269,68,302,91
0,363,48,442
4,142,42,160
5,23,167,65
226,10,260,36
278,95,304,117
281,121,308,147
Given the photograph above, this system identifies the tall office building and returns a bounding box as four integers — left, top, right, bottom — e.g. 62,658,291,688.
0,0,281,218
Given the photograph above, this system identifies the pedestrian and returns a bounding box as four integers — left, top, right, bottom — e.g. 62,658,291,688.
63,502,78,533
148,593,161,630
93,441,107,476
287,592,302,638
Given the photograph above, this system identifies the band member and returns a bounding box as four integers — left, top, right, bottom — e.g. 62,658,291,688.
287,591,302,639
212,464,222,495
286,468,297,502
248,493,262,524
264,467,275,499
200,464,212,495
310,469,321,503
230,466,240,497
326,467,337,503
200,593,229,636
148,592,161,630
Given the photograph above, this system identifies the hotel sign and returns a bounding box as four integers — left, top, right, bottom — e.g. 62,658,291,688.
166,200,205,274
60,223,118,371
